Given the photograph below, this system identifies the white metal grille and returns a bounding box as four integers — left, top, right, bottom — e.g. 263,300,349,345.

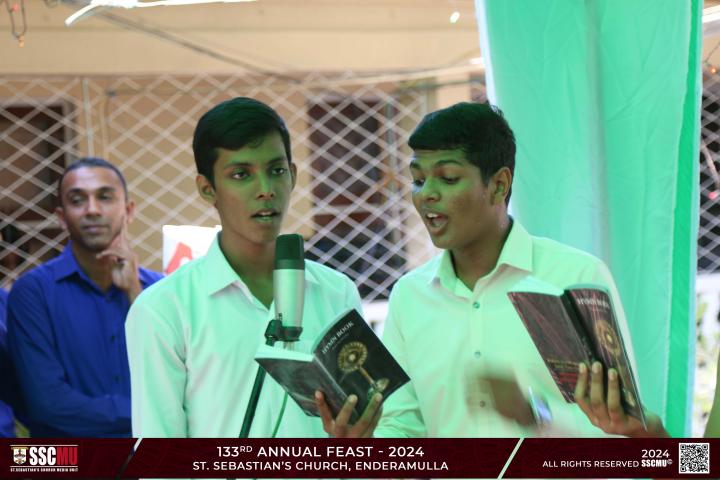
1,72,483,301
700,70,720,272
694,69,720,435
0,77,105,286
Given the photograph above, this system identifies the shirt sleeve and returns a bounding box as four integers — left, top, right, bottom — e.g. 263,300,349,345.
125,290,188,438
7,275,131,436
374,285,427,438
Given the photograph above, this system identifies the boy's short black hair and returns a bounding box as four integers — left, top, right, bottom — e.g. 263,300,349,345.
408,102,516,203
192,97,292,185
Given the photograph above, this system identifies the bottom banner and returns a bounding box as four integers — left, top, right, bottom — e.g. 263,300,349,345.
0,437,718,478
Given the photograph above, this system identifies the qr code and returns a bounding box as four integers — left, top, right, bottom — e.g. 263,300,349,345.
679,442,710,474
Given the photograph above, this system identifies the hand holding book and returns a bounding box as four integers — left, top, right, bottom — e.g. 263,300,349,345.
314,390,383,438
507,277,646,426
574,361,668,438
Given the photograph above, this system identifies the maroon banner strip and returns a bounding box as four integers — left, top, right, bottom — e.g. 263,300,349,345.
123,438,517,478
1,437,719,478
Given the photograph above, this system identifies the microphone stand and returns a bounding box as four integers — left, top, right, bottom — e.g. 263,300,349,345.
239,315,302,438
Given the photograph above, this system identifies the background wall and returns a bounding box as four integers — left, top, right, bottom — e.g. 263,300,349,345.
0,1,486,326
1,0,481,74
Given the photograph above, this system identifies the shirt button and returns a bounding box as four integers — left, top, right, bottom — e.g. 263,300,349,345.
110,335,116,342
472,301,480,309
479,400,486,408
114,376,120,383
474,350,482,359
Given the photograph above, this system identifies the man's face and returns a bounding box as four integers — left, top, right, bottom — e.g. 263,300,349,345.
410,149,498,252
56,166,133,252
197,131,296,251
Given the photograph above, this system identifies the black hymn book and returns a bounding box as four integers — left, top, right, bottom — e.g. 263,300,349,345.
255,308,410,423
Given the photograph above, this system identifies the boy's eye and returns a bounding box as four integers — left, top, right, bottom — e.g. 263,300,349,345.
411,178,424,191
442,177,459,184
231,170,249,180
271,167,287,176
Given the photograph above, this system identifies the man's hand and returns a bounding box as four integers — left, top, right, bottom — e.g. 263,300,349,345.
484,375,536,427
315,391,382,438
96,228,142,303
575,362,667,437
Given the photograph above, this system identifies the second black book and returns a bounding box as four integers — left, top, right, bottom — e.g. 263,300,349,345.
507,277,645,427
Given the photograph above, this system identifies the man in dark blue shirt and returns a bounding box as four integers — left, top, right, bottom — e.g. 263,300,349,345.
0,288,15,437
7,158,162,437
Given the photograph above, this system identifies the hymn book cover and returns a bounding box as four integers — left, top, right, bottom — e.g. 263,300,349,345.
255,308,410,423
507,277,646,427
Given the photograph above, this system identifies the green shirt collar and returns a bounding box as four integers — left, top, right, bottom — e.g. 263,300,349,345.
204,233,320,297
433,219,534,293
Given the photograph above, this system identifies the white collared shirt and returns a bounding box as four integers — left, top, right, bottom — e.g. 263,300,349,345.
375,221,636,438
126,235,362,438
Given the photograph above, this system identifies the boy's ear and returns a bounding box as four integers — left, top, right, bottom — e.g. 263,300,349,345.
196,174,216,205
289,162,297,190
491,167,512,205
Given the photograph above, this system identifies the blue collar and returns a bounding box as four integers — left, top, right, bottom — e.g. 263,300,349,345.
51,243,85,282
51,242,156,288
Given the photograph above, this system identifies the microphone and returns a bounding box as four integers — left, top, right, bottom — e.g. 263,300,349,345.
239,234,305,437
273,234,305,345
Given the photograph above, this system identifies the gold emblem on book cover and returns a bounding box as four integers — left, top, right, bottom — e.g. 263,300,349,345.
338,341,390,396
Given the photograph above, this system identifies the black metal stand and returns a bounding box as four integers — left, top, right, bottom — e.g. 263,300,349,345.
239,318,302,438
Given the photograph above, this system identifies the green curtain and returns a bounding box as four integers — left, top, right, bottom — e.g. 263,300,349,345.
476,0,701,435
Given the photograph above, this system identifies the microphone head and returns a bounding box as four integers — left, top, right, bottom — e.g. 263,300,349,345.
275,234,305,270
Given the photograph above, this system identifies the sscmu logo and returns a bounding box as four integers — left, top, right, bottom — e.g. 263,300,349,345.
10,444,79,473
12,446,26,465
